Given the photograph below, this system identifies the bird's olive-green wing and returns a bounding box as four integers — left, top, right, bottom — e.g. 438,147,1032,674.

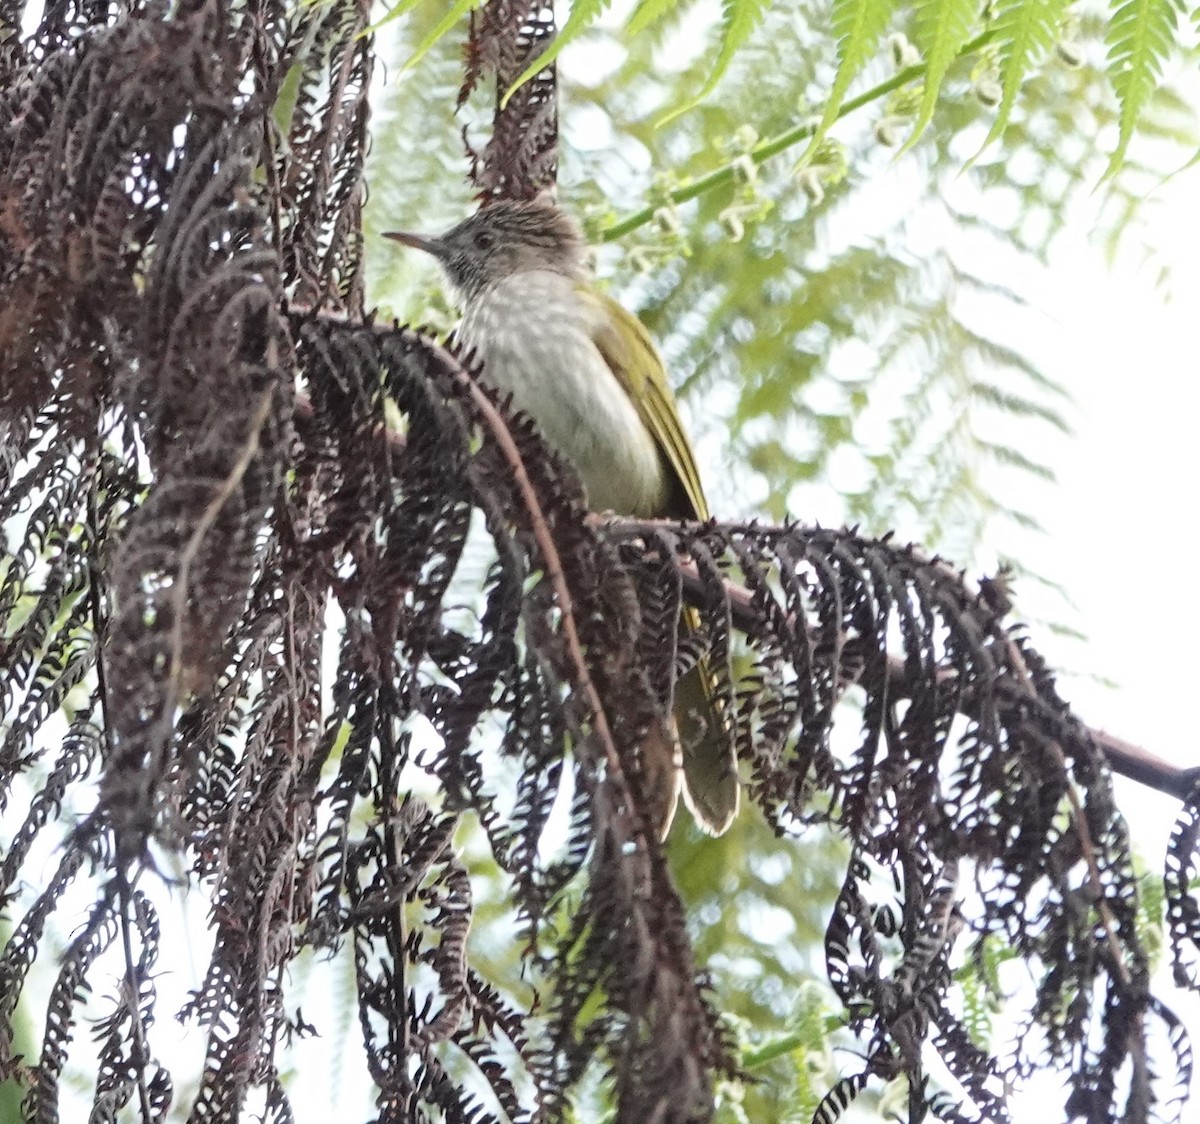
582,287,710,522
581,286,738,836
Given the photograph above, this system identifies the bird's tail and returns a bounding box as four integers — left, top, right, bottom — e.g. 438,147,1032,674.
674,642,739,836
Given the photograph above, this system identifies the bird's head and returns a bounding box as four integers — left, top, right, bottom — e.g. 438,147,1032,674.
385,196,588,305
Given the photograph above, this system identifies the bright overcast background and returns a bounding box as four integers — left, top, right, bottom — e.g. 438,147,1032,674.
1001,164,1200,851
9,3,1198,1119
178,30,1200,1124
992,159,1200,1112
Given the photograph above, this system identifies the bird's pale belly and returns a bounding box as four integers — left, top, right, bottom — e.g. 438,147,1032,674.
459,274,670,517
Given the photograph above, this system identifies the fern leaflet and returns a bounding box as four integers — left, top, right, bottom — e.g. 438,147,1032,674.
972,0,1070,160
902,0,979,152
1104,0,1178,177
656,0,770,126
796,0,898,169
627,0,678,35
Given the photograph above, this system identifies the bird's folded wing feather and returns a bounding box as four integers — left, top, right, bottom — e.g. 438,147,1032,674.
582,287,710,522
580,286,739,836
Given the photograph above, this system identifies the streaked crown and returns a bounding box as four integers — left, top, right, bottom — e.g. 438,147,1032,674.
385,197,588,304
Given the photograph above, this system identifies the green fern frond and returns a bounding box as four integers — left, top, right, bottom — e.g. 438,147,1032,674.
656,0,770,126
503,0,614,107
972,0,1070,160
626,0,679,35
368,0,477,57
969,382,1072,431
1103,0,1178,177
966,334,1074,402
796,0,898,169
1135,868,1165,967
975,440,1056,480
957,968,993,1048
901,0,979,152
404,0,483,68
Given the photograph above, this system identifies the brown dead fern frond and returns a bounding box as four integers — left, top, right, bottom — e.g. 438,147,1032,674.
2,0,1199,1122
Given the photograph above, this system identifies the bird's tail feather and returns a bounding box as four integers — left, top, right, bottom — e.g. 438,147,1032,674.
674,649,739,836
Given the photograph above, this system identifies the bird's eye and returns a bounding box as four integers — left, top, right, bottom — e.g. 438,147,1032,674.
474,230,494,250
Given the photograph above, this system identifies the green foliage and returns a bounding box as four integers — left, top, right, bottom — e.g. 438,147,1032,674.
1104,0,1179,176
974,0,1071,159
627,0,681,34
656,0,772,125
711,988,838,1121
380,1,1193,177
507,0,772,119
796,0,898,168
365,6,480,308
903,0,980,150
955,933,1019,1050
666,812,847,1120
1136,861,1167,967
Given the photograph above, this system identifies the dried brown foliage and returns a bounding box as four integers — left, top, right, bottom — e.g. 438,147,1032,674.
1,1,1199,1122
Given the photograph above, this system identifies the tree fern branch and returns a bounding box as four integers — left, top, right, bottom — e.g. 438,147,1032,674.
601,27,999,241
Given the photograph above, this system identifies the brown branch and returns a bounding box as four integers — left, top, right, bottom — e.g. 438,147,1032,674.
667,545,1196,803
293,368,1197,808
420,347,632,810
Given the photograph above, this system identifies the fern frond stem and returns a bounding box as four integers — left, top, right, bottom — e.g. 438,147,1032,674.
598,515,1197,804
86,458,154,1123
383,785,409,1059
162,388,276,721
116,879,155,1124
999,633,1132,985
86,455,117,768
600,27,1000,242
436,349,635,822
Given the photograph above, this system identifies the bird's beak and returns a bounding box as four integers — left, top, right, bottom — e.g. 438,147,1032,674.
383,230,444,258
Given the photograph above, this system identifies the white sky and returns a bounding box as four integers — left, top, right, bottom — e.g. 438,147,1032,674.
992,161,1200,1115
1018,163,1200,825
7,11,1200,1121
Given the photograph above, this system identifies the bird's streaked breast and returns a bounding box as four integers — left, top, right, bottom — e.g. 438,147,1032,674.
458,271,669,517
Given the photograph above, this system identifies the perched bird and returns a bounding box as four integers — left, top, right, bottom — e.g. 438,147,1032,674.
385,196,739,836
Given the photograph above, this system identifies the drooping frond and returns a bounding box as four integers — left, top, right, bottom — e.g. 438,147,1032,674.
903,0,980,150
796,0,898,168
656,0,771,125
1103,0,1178,176
973,0,1071,158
